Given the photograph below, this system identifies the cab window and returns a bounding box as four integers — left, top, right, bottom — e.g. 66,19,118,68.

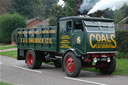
74,21,84,32
59,21,66,32
67,21,72,32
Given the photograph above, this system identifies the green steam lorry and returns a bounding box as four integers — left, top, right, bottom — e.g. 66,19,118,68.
17,16,117,77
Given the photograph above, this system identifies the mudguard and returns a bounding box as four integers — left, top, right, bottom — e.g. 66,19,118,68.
17,48,34,60
64,48,82,58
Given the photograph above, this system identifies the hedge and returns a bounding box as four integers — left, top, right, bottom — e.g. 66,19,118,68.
116,31,128,59
0,13,26,43
116,31,128,53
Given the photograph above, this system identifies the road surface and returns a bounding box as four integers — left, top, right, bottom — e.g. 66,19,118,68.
0,56,128,85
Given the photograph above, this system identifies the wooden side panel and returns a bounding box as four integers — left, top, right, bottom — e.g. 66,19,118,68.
17,27,57,52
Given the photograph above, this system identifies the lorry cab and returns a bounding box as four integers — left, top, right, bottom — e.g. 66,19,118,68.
59,17,85,53
58,16,117,77
59,16,117,55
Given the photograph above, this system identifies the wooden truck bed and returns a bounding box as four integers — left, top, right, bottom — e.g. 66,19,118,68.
17,27,57,52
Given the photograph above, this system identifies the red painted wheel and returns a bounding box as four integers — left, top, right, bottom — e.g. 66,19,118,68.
26,50,42,69
63,52,81,77
27,52,33,66
66,56,75,72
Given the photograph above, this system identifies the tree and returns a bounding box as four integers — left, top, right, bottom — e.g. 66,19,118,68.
9,0,58,19
49,4,66,26
63,0,85,16
31,0,45,19
103,10,114,18
9,0,44,19
114,4,128,23
50,4,66,17
64,0,77,16
10,0,33,19
0,14,26,43
0,0,10,15
41,0,59,18
49,16,57,26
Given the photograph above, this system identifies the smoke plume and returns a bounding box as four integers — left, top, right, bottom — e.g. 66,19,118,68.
79,0,99,13
88,0,128,14
57,0,65,7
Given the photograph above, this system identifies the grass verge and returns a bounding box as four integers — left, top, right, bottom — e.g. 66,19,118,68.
0,81,12,85
0,45,17,50
114,59,128,75
0,50,17,58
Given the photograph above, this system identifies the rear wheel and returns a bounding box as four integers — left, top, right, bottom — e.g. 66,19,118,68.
99,57,116,74
63,52,81,77
26,50,42,69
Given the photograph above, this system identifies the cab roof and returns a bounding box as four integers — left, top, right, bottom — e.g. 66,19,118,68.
59,16,113,22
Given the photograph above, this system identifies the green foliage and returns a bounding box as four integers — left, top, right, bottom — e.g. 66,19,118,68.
31,0,45,19
49,16,57,26
49,4,66,26
50,4,66,18
9,0,44,19
116,31,128,53
0,14,26,43
9,0,58,19
42,0,59,18
10,0,33,19
103,10,114,18
66,0,76,8
65,6,73,16
114,4,128,23
117,52,128,59
65,0,76,16
0,81,12,85
116,31,128,59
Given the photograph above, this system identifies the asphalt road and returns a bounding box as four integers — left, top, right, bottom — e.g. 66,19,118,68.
0,56,128,85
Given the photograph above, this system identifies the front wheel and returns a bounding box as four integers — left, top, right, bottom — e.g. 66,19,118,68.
99,57,116,74
63,52,81,77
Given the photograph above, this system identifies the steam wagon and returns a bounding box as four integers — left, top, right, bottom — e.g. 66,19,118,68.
17,16,117,77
